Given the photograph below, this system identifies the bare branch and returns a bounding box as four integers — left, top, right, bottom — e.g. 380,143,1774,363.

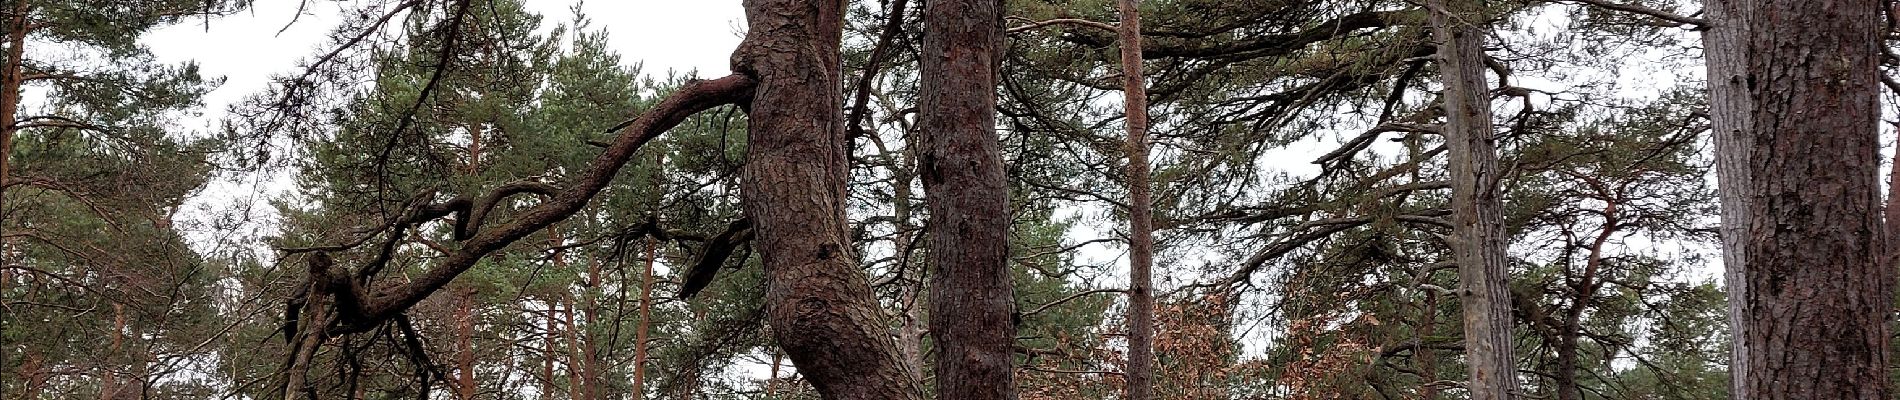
1561,0,1708,28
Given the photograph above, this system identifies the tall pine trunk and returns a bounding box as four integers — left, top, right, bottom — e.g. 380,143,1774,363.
1701,1,1753,396
455,289,477,400
731,0,923,398
919,0,1017,398
1113,1,1157,399
631,221,656,398
1428,1,1519,398
0,0,25,202
1736,0,1889,398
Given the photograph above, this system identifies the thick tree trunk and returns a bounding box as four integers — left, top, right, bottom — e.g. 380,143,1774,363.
1737,0,1889,398
1701,1,1753,397
1113,1,1157,399
730,0,923,398
919,0,1017,399
1428,1,1519,399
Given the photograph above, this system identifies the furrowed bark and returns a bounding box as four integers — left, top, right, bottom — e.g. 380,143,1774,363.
730,0,924,398
1701,0,1753,396
919,0,1017,398
1428,0,1520,399
1114,1,1157,399
1738,0,1889,398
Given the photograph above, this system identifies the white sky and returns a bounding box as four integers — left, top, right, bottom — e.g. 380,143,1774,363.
144,1,743,125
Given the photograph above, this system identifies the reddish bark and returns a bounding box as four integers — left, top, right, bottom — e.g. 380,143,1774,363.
919,0,1017,398
1738,0,1889,398
1114,1,1157,399
729,0,924,398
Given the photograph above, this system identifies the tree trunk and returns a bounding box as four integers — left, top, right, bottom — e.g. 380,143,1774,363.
1417,290,1441,400
563,294,583,400
1428,1,1519,399
730,0,923,398
456,289,477,400
919,0,1017,399
1701,1,1753,397
1737,0,1888,398
543,304,558,400
0,0,26,203
21,350,45,400
766,350,783,398
631,229,656,399
1113,1,1157,400
102,303,125,400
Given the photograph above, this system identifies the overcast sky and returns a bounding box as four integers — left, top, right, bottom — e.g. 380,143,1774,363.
144,0,744,124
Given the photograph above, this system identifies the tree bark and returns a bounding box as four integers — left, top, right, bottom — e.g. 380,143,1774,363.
456,289,477,400
730,0,924,398
1114,1,1157,400
543,304,558,400
919,0,1017,399
631,220,656,398
1427,1,1519,399
1738,0,1889,398
102,303,125,400
1701,1,1753,397
0,0,25,205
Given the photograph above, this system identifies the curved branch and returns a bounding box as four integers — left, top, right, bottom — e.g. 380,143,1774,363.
328,74,757,333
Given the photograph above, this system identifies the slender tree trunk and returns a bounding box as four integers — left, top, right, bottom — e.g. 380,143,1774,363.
628,153,660,399
1701,1,1753,397
21,350,45,400
631,227,656,399
1737,0,1889,398
1113,1,1157,399
1417,290,1441,400
563,295,583,400
1428,1,1519,399
467,124,484,175
456,289,477,400
101,303,125,400
869,126,929,388
0,0,26,203
284,294,329,400
766,350,783,398
544,305,558,400
730,0,924,398
919,0,1017,399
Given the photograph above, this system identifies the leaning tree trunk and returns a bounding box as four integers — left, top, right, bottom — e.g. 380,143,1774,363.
1701,1,1753,396
1428,1,1519,399
730,0,924,398
1114,1,1157,399
1737,0,1889,398
919,0,1017,399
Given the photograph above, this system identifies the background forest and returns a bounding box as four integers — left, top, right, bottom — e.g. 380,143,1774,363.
0,0,1879,399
